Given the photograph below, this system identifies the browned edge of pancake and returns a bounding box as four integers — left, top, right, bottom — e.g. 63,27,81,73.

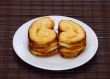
59,38,86,49
28,18,58,45
60,47,85,58
28,32,58,46
29,42,58,53
58,20,86,44
29,38,58,48
29,41,58,49
29,47,58,57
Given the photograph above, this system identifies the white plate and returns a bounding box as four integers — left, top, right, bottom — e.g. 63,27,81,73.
13,16,98,71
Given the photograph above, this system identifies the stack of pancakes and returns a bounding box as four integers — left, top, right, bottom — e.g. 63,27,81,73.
28,17,86,58
28,17,58,56
58,20,86,58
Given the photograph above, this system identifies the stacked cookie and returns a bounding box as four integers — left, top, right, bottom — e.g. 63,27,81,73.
58,20,86,58
28,17,58,56
28,17,86,58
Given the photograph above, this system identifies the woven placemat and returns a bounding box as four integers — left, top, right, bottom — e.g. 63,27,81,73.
0,0,110,79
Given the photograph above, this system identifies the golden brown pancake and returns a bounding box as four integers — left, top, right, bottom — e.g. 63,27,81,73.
59,20,86,44
29,49,58,56
28,17,56,44
60,47,85,58
29,38,58,48
29,43,58,53
60,44,86,53
28,17,58,56
58,20,86,58
59,39,86,49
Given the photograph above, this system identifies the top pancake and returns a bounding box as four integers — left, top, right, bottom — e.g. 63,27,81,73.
28,17,57,44
59,20,86,44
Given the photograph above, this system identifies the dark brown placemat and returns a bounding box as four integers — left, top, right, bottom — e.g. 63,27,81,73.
0,0,110,79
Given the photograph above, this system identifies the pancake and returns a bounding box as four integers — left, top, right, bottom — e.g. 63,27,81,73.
60,47,85,58
29,49,58,56
58,20,86,58
60,43,86,53
28,17,57,45
59,20,86,44
59,39,86,49
29,43,58,53
28,17,58,56
29,38,58,48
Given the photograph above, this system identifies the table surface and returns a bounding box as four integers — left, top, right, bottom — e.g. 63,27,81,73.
0,0,110,79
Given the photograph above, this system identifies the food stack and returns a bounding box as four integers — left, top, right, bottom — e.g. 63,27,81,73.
28,17,58,56
58,20,86,58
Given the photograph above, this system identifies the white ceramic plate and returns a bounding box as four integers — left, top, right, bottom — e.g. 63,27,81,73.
13,16,98,71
